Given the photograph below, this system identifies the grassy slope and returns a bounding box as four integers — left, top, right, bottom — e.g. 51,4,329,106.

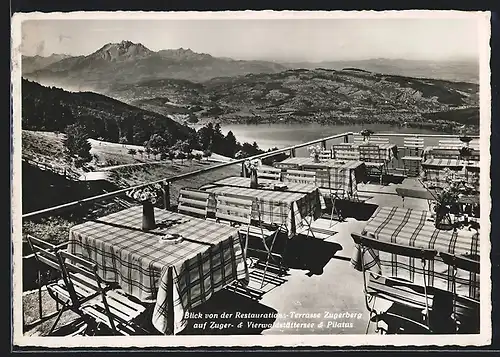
21,131,239,245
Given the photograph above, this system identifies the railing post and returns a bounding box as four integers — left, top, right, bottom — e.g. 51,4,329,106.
344,134,349,143
162,180,170,210
290,148,296,158
321,140,327,150
241,162,247,177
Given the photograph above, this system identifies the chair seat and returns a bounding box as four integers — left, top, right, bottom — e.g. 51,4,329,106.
239,225,278,239
401,156,423,161
364,162,385,168
50,273,101,304
367,276,434,311
81,289,147,335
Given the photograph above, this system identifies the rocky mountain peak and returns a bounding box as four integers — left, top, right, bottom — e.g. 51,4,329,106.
92,40,153,61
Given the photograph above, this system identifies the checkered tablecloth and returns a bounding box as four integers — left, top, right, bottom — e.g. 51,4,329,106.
204,186,323,238
68,206,248,334
423,147,460,159
273,158,366,198
350,206,480,299
353,143,398,161
422,159,465,169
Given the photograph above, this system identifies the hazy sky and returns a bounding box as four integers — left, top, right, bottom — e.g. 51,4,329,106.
20,15,482,62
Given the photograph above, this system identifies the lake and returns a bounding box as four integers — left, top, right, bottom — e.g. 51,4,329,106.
210,123,450,151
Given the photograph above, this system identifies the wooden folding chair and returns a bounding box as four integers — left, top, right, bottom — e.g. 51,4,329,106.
316,169,345,226
333,146,360,161
401,137,424,177
282,169,316,185
358,144,387,185
25,235,100,336
177,188,211,219
353,135,366,145
438,139,463,149
215,194,284,288
367,136,390,145
318,149,332,161
57,251,148,336
257,166,282,181
439,252,480,334
351,233,437,334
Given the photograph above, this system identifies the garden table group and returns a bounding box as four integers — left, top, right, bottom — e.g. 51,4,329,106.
350,206,480,299
67,206,249,335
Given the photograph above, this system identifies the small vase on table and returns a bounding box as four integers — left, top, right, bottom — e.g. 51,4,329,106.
250,169,259,189
142,200,156,231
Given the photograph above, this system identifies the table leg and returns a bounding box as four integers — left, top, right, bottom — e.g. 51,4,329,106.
166,266,174,335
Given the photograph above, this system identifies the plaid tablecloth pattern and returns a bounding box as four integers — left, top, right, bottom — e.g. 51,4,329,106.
353,143,398,161
68,206,248,334
273,158,366,198
350,206,480,299
422,158,465,169
205,186,323,238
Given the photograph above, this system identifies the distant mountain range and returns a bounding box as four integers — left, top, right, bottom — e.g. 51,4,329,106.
106,68,479,133
22,40,287,90
281,58,479,84
21,41,479,132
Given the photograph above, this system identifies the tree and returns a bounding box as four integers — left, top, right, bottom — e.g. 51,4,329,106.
202,149,212,159
168,150,176,163
145,134,168,157
128,148,137,156
63,123,92,166
119,136,128,147
224,131,239,157
176,151,186,164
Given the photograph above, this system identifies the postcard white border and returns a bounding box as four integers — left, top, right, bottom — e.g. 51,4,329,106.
11,10,492,348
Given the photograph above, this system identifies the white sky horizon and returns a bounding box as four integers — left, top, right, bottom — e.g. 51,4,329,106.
20,13,482,63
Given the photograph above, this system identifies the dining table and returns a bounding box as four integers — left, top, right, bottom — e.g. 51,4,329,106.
67,205,249,335
272,157,367,199
352,142,398,161
350,206,480,299
203,184,324,238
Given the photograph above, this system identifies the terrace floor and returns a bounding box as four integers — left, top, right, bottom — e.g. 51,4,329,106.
22,177,434,337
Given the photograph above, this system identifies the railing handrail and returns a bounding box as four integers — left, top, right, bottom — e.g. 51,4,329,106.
21,132,354,219
353,133,480,139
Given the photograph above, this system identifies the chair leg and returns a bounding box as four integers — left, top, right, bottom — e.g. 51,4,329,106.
48,303,67,335
365,296,377,334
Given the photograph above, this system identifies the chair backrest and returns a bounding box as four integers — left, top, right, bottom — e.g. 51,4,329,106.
333,146,360,161
25,235,65,272
439,252,480,274
367,136,390,145
404,137,424,155
427,148,460,160
57,251,114,325
257,166,282,181
469,140,480,150
438,139,463,149
358,144,383,163
282,169,316,185
318,150,332,160
351,233,437,261
177,188,211,218
215,194,253,226
467,148,481,161
353,135,365,145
